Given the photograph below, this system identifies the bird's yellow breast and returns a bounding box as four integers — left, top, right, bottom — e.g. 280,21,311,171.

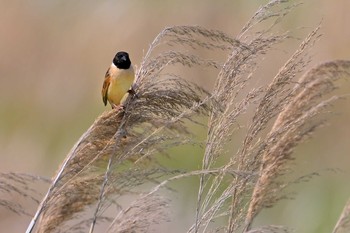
107,65,135,105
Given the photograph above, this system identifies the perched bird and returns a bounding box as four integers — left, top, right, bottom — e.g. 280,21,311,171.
101,51,135,108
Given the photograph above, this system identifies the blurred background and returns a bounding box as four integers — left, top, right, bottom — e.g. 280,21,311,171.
1,0,350,232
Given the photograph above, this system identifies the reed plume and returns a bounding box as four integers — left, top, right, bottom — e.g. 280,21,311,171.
1,0,350,232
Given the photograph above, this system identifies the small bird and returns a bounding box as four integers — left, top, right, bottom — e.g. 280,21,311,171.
101,51,135,108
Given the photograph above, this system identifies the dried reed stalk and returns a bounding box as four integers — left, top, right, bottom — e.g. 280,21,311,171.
0,1,349,233
333,198,350,233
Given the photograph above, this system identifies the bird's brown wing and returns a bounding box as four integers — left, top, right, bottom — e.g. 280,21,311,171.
102,69,111,106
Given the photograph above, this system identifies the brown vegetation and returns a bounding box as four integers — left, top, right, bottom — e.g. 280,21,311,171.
1,1,350,232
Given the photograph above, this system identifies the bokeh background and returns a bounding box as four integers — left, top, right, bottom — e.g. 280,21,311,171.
1,0,350,232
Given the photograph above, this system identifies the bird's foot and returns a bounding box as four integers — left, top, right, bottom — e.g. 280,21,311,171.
111,103,124,110
127,88,138,98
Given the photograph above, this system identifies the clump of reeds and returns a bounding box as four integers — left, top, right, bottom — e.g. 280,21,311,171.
1,0,350,232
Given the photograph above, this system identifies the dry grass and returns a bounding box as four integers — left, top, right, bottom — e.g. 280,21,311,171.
333,198,350,233
1,0,350,232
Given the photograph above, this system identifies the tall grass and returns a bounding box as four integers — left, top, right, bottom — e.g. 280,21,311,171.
1,0,350,232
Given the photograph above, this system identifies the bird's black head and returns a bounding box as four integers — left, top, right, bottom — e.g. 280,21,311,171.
112,51,131,69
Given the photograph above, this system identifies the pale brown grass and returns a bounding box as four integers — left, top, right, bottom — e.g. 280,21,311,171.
1,1,350,233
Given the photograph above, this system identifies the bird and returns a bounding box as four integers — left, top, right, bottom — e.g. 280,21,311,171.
101,51,135,109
